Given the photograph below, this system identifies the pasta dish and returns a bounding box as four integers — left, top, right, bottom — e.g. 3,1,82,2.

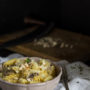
0,58,56,84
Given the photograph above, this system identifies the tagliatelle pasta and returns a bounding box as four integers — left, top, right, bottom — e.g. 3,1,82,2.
0,58,56,84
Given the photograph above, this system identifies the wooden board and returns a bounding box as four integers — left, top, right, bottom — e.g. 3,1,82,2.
0,27,90,62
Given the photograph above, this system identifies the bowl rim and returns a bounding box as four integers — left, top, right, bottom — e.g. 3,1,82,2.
0,57,62,87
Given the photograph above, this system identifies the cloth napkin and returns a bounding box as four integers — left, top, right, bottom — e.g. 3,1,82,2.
0,53,90,90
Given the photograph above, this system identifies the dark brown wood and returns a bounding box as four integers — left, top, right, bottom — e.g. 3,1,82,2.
0,27,90,62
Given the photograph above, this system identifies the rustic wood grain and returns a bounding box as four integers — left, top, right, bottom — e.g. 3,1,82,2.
0,27,90,62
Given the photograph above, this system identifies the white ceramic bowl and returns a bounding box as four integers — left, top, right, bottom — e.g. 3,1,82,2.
0,57,62,90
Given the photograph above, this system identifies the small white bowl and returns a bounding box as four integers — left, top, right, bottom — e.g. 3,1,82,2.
0,57,62,90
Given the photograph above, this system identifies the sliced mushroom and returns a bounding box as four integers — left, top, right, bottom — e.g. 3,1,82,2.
28,73,39,78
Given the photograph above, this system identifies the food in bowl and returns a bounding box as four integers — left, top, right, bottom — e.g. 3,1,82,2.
0,58,56,84
0,57,62,90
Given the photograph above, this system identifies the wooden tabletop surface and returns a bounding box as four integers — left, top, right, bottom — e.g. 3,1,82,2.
0,26,90,62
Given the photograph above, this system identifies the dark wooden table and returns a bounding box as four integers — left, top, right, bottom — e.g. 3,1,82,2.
0,26,90,65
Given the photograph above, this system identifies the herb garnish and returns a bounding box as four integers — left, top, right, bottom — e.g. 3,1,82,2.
26,58,31,63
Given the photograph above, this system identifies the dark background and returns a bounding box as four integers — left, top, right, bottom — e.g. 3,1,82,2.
0,0,90,35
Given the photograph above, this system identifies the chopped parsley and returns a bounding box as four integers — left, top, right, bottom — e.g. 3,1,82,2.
26,58,31,63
